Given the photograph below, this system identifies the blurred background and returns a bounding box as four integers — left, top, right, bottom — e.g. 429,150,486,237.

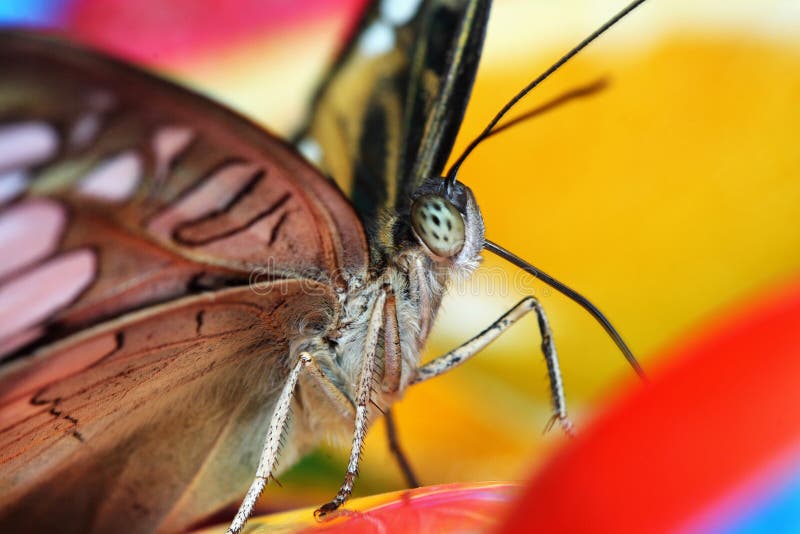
2,0,799,516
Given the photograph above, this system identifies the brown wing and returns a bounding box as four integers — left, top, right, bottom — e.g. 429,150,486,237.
0,30,367,532
0,280,337,533
0,31,367,358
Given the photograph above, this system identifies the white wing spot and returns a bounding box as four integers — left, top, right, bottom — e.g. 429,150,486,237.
0,121,59,173
69,114,102,149
297,137,323,166
0,249,95,345
0,199,66,279
77,150,142,202
87,89,116,112
0,169,29,204
358,20,396,57
69,90,117,149
147,161,261,236
381,0,423,26
153,126,195,182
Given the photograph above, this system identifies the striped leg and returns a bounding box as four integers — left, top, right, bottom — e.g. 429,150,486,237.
381,295,421,487
227,351,355,534
411,296,574,436
316,291,387,516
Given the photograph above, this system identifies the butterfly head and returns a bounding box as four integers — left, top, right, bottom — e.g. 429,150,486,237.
408,178,484,271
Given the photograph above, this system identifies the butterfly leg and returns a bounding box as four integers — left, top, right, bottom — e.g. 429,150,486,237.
316,290,387,516
227,350,356,534
411,296,574,436
385,408,421,487
381,294,421,488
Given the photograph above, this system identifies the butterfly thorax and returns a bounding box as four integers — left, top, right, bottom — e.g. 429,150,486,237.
334,254,446,394
290,179,484,447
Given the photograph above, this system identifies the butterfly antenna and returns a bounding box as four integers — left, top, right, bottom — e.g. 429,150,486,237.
446,0,649,184
484,240,647,381
479,77,608,143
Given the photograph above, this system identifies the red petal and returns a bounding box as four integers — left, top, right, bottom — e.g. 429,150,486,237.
500,278,800,533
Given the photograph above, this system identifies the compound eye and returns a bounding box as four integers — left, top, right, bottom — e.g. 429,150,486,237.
410,194,465,257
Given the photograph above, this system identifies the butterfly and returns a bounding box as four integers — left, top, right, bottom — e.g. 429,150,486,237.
0,0,647,532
